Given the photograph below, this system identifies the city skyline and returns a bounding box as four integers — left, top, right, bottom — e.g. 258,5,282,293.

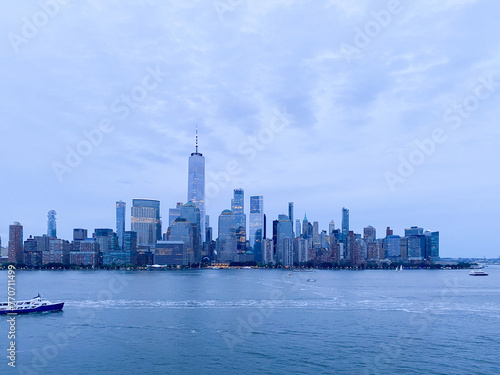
1,1,500,258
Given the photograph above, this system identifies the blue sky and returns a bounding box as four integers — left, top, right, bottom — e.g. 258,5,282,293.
1,0,499,258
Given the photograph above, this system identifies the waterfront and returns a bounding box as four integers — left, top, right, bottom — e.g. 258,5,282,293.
1,267,499,374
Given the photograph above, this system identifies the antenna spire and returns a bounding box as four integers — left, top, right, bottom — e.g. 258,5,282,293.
195,126,199,153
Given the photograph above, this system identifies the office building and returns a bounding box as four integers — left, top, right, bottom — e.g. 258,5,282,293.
47,210,57,238
386,235,401,259
187,128,206,242
169,203,184,227
8,222,23,264
217,209,237,262
73,228,88,241
342,208,349,241
231,189,246,253
179,201,201,261
116,201,126,249
364,226,376,243
131,199,161,248
249,195,264,262
167,218,194,265
154,241,186,266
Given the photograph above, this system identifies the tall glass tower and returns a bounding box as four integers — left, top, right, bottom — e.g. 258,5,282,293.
249,196,264,262
231,189,246,253
342,207,349,240
131,199,161,247
116,201,126,249
188,127,206,242
47,210,57,238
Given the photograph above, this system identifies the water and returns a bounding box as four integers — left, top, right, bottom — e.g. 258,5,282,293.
1,267,499,374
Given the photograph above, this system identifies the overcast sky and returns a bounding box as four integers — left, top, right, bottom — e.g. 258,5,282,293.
1,0,499,258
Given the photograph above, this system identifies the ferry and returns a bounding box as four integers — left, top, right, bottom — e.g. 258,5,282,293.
469,270,488,276
0,294,64,315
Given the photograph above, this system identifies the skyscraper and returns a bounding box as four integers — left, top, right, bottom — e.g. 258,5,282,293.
188,127,206,242
8,222,23,264
276,215,293,266
179,201,201,261
363,226,376,243
169,202,184,227
131,199,161,248
295,219,301,238
288,202,294,230
47,210,57,238
217,209,237,262
342,208,349,240
116,201,126,249
167,218,194,265
249,195,264,262
231,189,246,253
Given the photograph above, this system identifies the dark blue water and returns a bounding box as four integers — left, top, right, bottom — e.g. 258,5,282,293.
1,267,499,374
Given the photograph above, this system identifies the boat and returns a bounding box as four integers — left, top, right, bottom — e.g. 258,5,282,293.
469,270,488,276
307,279,316,282
395,265,403,272
0,294,64,315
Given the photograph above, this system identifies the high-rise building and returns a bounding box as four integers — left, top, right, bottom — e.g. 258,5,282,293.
288,202,294,234
386,235,401,259
188,128,206,242
169,203,184,227
407,235,426,261
179,201,201,262
116,201,126,249
217,209,237,262
342,208,349,240
276,215,293,266
405,226,424,237
123,231,138,264
312,221,320,246
262,238,274,265
231,189,246,253
93,229,118,254
167,217,195,265
249,195,264,262
329,221,335,236
47,210,57,238
430,231,439,260
154,241,186,266
131,199,161,248
24,236,42,267
302,213,310,238
363,226,376,243
386,227,393,236
73,228,88,241
8,222,23,264
295,219,301,238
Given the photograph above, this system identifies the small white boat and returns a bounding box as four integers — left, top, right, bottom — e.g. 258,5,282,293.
469,270,488,276
395,265,403,272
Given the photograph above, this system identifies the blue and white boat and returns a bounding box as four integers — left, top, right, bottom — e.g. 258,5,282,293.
0,294,64,315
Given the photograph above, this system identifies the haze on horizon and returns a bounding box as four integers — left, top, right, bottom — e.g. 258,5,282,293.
1,0,499,258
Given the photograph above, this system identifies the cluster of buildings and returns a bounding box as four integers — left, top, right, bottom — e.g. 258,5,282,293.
2,133,439,268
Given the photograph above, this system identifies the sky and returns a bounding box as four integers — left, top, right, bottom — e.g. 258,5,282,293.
1,0,499,258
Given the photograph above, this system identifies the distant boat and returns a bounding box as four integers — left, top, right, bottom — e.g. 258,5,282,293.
395,265,403,272
469,270,488,276
307,279,316,282
0,294,64,315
